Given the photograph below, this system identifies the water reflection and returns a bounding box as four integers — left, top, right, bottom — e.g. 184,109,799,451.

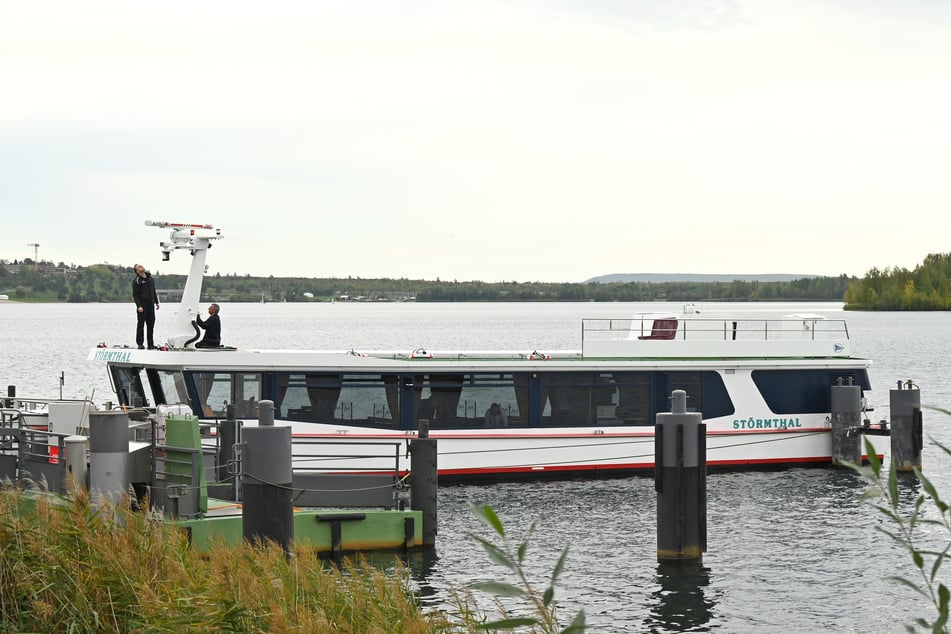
643,561,715,633
403,547,443,605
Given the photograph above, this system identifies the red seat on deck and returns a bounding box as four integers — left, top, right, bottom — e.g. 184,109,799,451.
638,318,678,340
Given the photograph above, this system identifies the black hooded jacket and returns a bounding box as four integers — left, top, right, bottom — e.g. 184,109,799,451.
132,272,159,310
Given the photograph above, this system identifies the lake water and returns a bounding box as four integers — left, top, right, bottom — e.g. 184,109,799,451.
2,301,950,632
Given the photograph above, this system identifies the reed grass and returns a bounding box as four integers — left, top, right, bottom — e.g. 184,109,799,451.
0,484,456,633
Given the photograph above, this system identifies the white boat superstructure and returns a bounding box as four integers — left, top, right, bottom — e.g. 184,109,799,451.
86,222,890,480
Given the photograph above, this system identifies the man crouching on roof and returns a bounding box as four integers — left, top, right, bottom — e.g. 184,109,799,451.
195,303,221,348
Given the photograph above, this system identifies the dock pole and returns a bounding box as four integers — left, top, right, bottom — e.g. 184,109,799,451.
655,390,706,563
5,385,13,408
410,419,438,547
242,400,294,554
890,381,922,472
217,404,237,500
89,411,130,507
64,435,88,492
830,378,862,466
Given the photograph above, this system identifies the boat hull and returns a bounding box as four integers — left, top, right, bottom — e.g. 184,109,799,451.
221,420,890,481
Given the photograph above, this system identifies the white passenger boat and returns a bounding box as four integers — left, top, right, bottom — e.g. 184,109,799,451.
89,222,889,480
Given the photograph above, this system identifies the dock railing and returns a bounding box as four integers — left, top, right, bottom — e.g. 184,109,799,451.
284,438,405,509
0,426,70,493
197,418,406,510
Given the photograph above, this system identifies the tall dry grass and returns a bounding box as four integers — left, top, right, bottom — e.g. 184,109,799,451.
0,484,456,633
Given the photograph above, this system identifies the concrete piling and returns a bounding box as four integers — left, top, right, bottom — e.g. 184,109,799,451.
217,403,238,500
410,420,438,547
890,381,922,472
830,378,862,465
64,435,88,491
241,400,294,553
655,390,706,563
88,410,130,506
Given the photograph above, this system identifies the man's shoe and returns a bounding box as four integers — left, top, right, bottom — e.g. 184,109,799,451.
137,345,145,350
148,345,158,350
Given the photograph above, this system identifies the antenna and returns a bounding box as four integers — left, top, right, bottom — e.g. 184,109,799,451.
26,243,39,271
145,221,224,348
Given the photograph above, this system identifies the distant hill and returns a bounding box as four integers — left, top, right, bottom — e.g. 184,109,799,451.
584,273,818,284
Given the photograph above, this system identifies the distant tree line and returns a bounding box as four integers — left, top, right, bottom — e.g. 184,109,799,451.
11,255,951,308
843,253,951,310
0,258,860,303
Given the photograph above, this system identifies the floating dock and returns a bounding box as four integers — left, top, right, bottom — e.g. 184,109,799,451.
0,395,433,555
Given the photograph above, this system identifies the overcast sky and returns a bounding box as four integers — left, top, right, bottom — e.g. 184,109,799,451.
2,0,949,283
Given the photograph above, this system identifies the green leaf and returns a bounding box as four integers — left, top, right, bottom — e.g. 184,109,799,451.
552,546,569,584
470,503,505,537
931,437,951,459
888,461,899,511
559,609,587,634
920,472,942,508
885,575,929,597
470,581,527,597
468,534,516,571
864,437,881,476
517,541,527,564
932,588,949,634
543,586,554,607
930,546,950,583
480,617,539,629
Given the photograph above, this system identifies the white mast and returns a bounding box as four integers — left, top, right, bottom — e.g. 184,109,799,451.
145,220,223,348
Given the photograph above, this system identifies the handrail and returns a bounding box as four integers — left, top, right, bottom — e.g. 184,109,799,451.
582,317,850,343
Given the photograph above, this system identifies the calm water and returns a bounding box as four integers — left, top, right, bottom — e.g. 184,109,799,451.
2,301,950,632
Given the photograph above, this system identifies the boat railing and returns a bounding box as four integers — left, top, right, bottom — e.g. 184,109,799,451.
582,317,851,343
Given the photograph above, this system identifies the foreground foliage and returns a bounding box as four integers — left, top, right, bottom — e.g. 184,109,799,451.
855,423,951,633
0,485,586,633
0,486,446,633
465,504,585,633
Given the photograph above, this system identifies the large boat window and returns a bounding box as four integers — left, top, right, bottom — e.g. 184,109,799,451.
668,372,703,413
664,371,734,419
752,369,870,415
276,373,396,427
191,372,262,418
417,373,522,429
613,372,651,425
154,370,190,408
541,372,627,427
110,367,150,408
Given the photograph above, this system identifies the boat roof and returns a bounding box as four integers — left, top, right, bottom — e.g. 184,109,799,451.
94,223,863,372
88,313,864,371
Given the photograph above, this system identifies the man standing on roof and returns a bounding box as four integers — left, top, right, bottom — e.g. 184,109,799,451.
132,263,160,349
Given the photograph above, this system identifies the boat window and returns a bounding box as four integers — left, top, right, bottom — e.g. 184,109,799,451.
700,371,734,419
154,370,189,408
191,372,262,418
543,373,592,426
416,373,521,429
668,372,703,413
539,372,651,427
110,367,150,408
275,373,396,427
752,369,870,415
664,371,734,419
612,372,651,425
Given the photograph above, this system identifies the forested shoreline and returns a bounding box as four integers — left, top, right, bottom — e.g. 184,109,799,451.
3,254,949,308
